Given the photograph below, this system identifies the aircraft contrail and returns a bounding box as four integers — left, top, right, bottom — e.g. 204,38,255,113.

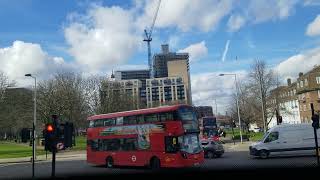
222,40,230,62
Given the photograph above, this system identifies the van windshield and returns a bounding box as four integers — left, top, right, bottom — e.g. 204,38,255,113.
260,132,269,142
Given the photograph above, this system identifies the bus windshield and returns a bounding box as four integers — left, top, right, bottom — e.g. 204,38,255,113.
177,107,199,132
177,107,197,121
178,134,202,154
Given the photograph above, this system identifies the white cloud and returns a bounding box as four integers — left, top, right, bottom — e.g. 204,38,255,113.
221,40,230,62
303,0,320,6
247,0,298,23
227,14,246,32
276,47,320,81
306,15,320,36
178,41,208,63
64,5,142,71
138,0,233,32
168,35,181,50
191,70,247,114
0,41,71,86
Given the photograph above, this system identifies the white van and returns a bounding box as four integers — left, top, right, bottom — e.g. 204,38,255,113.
249,123,320,159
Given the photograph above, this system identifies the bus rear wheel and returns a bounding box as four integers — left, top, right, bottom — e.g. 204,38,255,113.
150,157,160,169
106,157,114,168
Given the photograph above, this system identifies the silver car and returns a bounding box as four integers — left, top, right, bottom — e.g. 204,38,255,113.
201,139,224,159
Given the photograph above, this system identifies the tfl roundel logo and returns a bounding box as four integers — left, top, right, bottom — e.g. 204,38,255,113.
131,155,137,162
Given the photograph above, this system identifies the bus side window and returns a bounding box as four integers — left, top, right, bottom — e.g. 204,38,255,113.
116,117,123,125
159,112,174,122
103,118,115,126
105,139,120,151
123,116,137,125
95,119,104,127
137,115,145,124
159,113,167,122
145,113,159,123
167,112,174,121
121,138,138,151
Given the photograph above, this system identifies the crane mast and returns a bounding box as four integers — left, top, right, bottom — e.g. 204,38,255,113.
143,0,161,78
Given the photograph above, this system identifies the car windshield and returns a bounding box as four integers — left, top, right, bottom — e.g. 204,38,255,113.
179,134,202,154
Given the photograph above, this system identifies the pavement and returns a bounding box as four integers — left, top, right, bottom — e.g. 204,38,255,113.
0,150,86,164
223,141,253,152
0,141,253,165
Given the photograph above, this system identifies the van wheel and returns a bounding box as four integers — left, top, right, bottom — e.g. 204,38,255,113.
259,150,269,159
215,154,222,158
106,157,114,168
207,151,214,159
150,157,160,169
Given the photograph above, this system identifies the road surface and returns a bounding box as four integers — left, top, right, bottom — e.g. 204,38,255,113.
0,151,318,179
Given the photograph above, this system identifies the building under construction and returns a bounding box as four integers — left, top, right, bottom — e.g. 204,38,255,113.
153,44,192,105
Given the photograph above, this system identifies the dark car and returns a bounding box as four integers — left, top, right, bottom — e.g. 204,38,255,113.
201,139,224,159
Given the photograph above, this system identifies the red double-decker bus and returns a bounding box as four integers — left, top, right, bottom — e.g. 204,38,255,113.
86,104,204,168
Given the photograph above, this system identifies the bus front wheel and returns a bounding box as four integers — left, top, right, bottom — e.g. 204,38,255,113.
106,157,114,168
150,157,160,169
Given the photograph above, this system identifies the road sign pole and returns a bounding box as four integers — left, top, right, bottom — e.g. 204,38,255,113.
51,149,56,178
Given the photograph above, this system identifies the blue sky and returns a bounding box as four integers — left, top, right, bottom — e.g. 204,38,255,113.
0,0,320,113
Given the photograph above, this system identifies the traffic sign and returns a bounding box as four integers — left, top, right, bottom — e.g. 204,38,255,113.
57,143,64,150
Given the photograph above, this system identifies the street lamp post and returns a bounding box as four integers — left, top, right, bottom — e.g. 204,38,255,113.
25,74,36,178
219,73,243,143
213,99,218,116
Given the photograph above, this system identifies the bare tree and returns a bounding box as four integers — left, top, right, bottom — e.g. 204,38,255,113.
248,59,275,131
0,88,33,139
37,71,90,130
0,71,9,103
228,80,263,132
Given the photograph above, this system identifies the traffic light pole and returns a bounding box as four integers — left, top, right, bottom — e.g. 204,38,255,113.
313,127,319,166
311,103,319,166
51,149,56,178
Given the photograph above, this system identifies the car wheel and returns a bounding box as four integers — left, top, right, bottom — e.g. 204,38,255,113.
207,151,214,159
106,157,114,168
259,150,269,159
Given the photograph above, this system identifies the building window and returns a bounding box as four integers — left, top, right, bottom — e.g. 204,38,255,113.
316,76,320,84
318,90,320,98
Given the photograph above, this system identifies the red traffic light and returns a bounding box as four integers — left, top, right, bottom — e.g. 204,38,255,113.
46,124,54,132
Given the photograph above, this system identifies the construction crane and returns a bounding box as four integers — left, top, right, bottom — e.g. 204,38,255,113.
143,0,161,79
